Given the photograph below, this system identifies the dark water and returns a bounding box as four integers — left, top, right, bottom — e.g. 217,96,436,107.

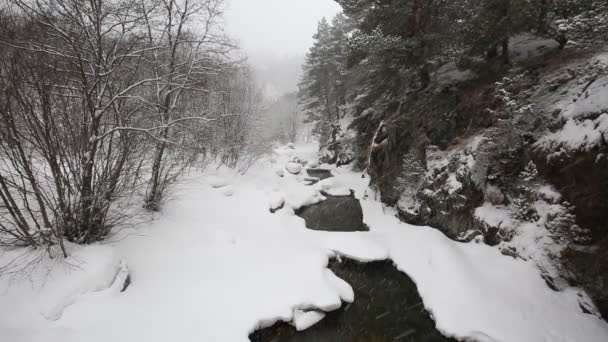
252,197,455,342
295,195,367,232
250,258,455,342
305,168,334,180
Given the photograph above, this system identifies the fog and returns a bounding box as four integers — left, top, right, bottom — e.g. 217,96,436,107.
225,0,341,57
224,0,341,96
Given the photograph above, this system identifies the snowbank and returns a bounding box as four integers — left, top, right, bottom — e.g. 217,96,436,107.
537,114,608,152
563,76,608,119
1,143,607,342
361,200,608,342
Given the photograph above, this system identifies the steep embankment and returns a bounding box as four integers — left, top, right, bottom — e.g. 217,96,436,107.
357,36,608,318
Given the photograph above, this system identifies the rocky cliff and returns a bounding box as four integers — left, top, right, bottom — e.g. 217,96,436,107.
352,37,608,319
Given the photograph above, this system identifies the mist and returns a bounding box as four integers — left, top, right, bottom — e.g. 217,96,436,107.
224,0,341,96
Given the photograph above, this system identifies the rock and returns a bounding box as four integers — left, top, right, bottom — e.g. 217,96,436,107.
302,176,320,186
306,168,333,180
295,194,367,232
562,242,608,320
351,45,608,317
534,147,608,320
269,201,285,214
285,162,303,175
220,185,235,197
269,192,285,213
275,169,284,178
484,184,505,205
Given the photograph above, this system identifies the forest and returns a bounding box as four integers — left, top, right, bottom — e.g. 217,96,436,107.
0,0,266,251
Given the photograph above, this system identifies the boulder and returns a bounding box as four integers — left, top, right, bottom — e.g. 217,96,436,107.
285,162,303,175
306,168,333,180
295,194,367,232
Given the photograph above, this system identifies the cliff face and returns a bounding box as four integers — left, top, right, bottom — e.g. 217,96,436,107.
356,38,608,318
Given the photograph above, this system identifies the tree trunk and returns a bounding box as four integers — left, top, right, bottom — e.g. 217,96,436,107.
419,62,431,89
146,135,168,211
537,0,548,33
501,38,510,64
78,142,98,242
486,44,498,60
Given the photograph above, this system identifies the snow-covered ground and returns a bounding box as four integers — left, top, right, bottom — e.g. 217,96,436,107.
1,144,608,342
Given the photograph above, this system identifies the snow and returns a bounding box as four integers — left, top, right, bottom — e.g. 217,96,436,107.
1,143,608,342
474,203,516,229
206,175,231,188
0,244,123,341
291,309,326,331
473,196,571,291
220,185,236,196
435,62,476,85
268,191,285,211
285,161,303,174
322,268,354,303
446,174,463,195
563,76,608,119
537,185,562,204
362,201,608,342
315,177,352,197
537,114,608,151
509,33,559,62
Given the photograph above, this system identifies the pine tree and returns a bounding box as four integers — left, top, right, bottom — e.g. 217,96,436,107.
298,15,351,146
463,0,545,64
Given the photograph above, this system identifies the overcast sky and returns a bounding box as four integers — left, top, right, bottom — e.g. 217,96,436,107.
224,0,341,59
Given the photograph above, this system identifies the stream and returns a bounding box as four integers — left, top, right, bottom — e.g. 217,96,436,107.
251,191,455,342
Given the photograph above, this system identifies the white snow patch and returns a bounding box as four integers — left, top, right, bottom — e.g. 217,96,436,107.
537,114,608,151
268,191,285,211
317,232,388,263
563,77,608,119
285,162,303,175
446,174,463,195
323,268,355,303
315,177,352,197
435,62,476,85
510,33,560,62
220,185,235,197
537,185,562,204
206,175,230,188
474,203,516,229
291,309,326,331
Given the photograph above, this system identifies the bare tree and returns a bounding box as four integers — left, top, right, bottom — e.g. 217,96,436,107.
0,0,158,249
138,0,235,210
0,0,264,254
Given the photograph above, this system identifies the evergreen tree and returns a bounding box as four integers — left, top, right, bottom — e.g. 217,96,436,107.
298,15,351,146
463,0,545,63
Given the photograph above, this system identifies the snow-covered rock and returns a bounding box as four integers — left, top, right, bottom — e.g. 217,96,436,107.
268,191,285,213
285,162,303,175
206,175,230,188
220,185,235,197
